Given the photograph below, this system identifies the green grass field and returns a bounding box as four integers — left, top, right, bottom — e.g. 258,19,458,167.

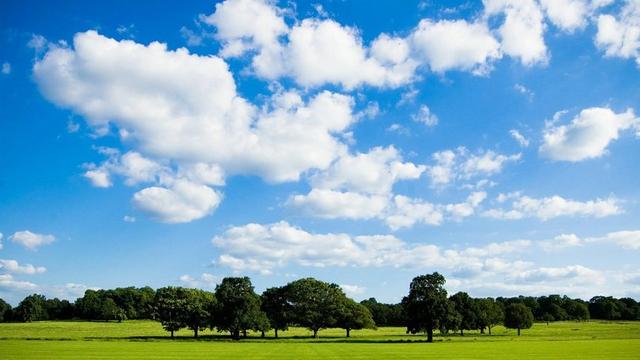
0,320,638,359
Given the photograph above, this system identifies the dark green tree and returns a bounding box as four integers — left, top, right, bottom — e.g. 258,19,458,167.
475,298,503,335
154,287,186,338
449,292,478,336
401,272,449,342
214,277,264,340
261,286,291,338
183,289,215,338
438,300,461,335
504,303,534,336
15,294,48,322
285,278,346,338
338,299,376,337
0,298,12,322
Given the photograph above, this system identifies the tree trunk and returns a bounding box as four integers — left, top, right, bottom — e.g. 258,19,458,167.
517,327,521,336
275,328,278,338
426,328,433,343
313,329,319,338
460,329,463,336
261,331,265,338
346,328,350,337
232,329,240,340
171,330,174,339
194,327,198,338
488,326,492,335
480,327,485,334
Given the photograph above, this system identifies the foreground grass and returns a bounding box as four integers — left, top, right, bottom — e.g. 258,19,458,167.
0,320,639,359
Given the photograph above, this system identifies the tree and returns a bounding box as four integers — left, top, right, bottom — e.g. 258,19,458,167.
475,298,503,335
101,298,126,322
261,286,291,338
285,278,346,338
0,298,12,322
154,287,186,338
360,298,404,326
438,300,461,335
183,289,215,338
15,294,48,322
401,272,449,342
214,277,264,340
504,303,533,336
449,292,478,336
338,299,375,337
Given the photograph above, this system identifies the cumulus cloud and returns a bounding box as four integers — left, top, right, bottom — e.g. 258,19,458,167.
539,230,640,251
0,259,46,275
341,284,366,296
179,273,220,288
484,0,549,66
9,231,55,250
596,0,640,65
212,221,531,273
410,19,501,74
34,31,362,222
516,265,604,284
425,147,521,187
132,180,222,224
288,189,389,220
0,274,38,291
540,107,639,162
483,193,622,220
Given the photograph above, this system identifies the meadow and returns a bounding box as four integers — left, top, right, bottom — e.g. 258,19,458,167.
0,320,639,359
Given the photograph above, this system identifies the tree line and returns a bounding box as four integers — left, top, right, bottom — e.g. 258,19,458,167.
0,273,638,341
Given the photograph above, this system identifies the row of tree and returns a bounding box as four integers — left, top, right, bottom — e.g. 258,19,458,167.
1,273,638,342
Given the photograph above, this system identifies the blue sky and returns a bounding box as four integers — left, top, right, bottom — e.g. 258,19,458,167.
1,0,640,305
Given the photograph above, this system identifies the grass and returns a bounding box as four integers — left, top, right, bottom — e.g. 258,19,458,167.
0,320,639,359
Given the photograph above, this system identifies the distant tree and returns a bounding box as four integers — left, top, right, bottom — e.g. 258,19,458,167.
261,286,291,338
338,299,375,337
154,287,186,338
214,277,264,340
182,289,215,338
589,296,621,320
449,292,478,336
15,294,48,322
0,298,12,322
285,278,346,338
541,313,554,325
360,298,405,326
401,273,449,342
504,303,533,336
100,298,126,322
438,300,461,335
476,298,503,335
45,298,75,320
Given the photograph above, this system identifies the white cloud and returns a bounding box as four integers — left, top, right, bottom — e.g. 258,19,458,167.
0,259,46,275
411,19,501,74
540,0,612,32
516,265,604,284
212,221,531,273
310,146,425,195
540,233,583,251
540,107,639,161
514,83,534,100
385,195,445,229
0,274,38,291
425,147,521,187
484,0,549,66
596,0,640,65
9,231,55,250
510,129,530,147
1,62,10,75
288,189,389,220
132,180,222,224
483,193,622,221
412,105,439,127
123,215,136,223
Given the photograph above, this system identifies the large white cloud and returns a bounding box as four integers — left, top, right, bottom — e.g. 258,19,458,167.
34,31,361,222
596,0,640,65
9,231,55,250
484,0,549,66
0,274,38,291
410,19,501,74
540,107,639,161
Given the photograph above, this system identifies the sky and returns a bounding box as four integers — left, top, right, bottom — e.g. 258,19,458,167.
0,0,639,306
